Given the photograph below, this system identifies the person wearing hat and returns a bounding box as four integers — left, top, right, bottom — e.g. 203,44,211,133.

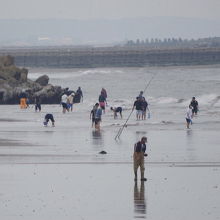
133,136,148,181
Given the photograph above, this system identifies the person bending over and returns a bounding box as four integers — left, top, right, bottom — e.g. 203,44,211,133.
110,107,122,119
43,114,55,127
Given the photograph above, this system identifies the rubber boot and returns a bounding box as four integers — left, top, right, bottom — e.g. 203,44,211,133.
141,172,147,181
134,172,137,181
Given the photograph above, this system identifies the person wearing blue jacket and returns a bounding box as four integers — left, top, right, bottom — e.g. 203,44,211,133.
95,107,102,131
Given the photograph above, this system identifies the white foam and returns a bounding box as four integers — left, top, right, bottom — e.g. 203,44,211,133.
156,97,179,104
29,68,113,80
180,94,220,107
213,100,220,107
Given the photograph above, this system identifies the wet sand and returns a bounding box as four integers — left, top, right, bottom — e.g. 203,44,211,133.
0,105,220,220
0,164,219,220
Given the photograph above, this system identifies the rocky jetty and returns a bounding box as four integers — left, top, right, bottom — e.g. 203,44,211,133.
0,55,64,104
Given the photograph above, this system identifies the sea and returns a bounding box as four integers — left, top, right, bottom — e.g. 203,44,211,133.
0,65,220,220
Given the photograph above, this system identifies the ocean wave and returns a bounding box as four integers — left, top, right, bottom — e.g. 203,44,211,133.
110,94,220,107
156,97,179,104
79,69,112,76
181,94,220,107
197,94,220,105
29,68,113,80
57,93,220,114
213,100,220,107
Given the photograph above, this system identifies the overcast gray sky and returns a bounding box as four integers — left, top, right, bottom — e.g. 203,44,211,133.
0,0,219,20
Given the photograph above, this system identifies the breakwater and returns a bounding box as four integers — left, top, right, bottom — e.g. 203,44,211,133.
0,46,220,68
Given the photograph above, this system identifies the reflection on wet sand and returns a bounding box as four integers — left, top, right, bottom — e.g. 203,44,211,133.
186,129,196,161
134,181,147,219
186,129,193,137
0,138,31,147
91,130,104,147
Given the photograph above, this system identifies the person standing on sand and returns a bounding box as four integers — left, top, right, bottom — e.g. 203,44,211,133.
186,105,193,129
132,97,143,120
141,97,149,120
190,97,199,116
67,93,75,112
35,95,41,112
99,93,107,113
19,90,27,109
94,106,102,131
90,103,99,127
101,88,107,105
133,136,148,181
76,87,83,102
43,114,55,127
61,93,69,113
138,91,144,99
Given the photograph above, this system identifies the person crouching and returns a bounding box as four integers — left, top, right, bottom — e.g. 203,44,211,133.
43,114,55,127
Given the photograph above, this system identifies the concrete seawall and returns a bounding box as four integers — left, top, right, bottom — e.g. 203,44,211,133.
1,47,220,68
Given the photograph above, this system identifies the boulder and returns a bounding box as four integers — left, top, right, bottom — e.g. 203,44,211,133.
34,84,63,103
35,75,49,86
0,65,28,83
0,55,14,67
20,68,28,82
0,56,65,104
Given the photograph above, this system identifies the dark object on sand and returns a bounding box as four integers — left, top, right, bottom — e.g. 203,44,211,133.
99,151,107,154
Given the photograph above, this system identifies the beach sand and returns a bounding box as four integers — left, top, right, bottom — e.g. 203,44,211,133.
0,104,220,220
0,164,219,220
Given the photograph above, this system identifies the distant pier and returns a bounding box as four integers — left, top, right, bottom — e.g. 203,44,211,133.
0,46,220,68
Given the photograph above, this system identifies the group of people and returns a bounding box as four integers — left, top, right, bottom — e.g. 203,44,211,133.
185,97,199,129
20,91,41,112
132,91,150,120
90,88,125,131
19,87,200,183
134,97,199,182
89,89,152,131
61,87,83,113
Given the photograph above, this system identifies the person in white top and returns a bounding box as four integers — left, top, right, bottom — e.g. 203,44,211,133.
61,93,68,113
186,105,193,129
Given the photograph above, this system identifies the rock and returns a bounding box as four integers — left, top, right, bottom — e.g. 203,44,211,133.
20,68,28,82
0,65,28,83
34,84,63,104
35,75,49,86
0,56,65,104
0,55,14,67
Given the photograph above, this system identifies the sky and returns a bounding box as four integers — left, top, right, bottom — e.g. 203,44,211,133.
0,0,220,20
